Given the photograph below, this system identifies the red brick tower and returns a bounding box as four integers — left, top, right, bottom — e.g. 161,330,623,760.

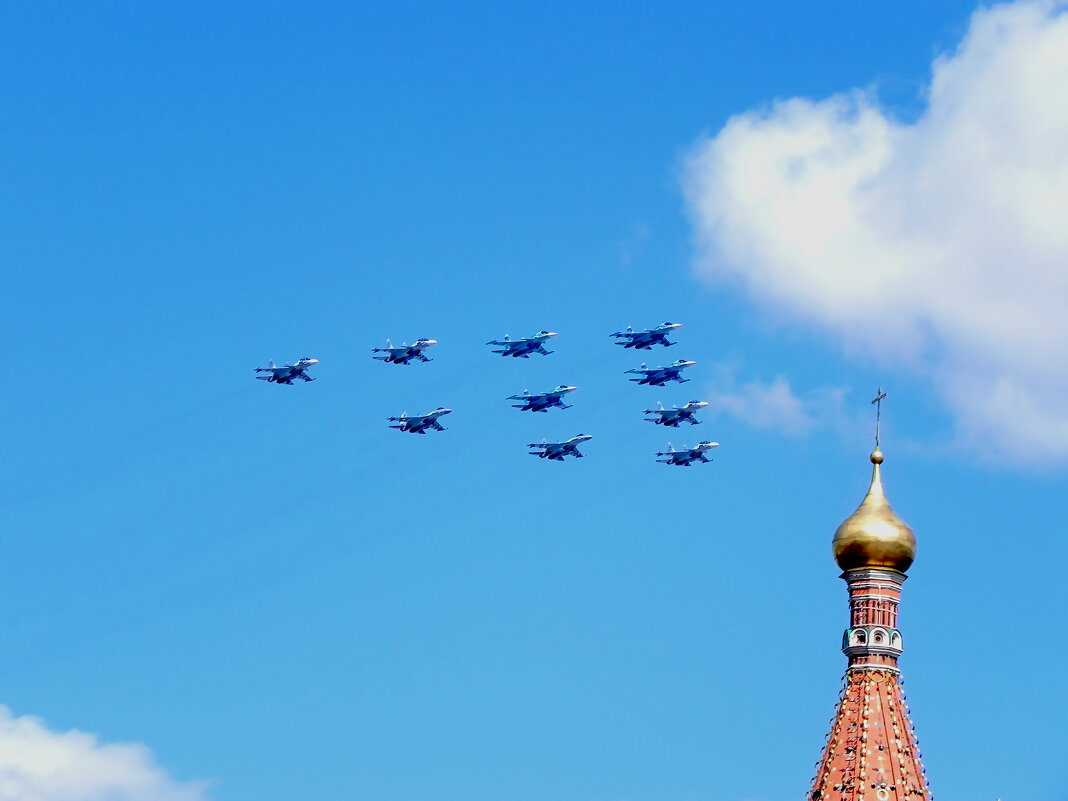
809,446,931,801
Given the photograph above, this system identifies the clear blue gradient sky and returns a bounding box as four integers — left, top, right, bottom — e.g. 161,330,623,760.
2,2,1065,800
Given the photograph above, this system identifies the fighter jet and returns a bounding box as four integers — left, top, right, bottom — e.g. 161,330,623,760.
254,357,318,384
625,359,696,386
486,330,558,358
656,441,719,466
644,400,709,427
508,385,578,412
528,434,593,461
372,338,437,365
612,322,683,350
388,407,452,434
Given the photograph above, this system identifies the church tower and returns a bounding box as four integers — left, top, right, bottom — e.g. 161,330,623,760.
808,445,931,801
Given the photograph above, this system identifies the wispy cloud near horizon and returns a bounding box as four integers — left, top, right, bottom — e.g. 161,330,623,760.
704,363,859,439
0,706,209,801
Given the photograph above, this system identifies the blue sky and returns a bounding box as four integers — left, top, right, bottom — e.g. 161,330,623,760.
2,2,1066,800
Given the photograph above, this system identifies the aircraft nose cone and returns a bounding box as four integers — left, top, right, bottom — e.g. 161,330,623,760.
547,332,558,337
307,359,319,365
426,339,438,346
697,401,709,408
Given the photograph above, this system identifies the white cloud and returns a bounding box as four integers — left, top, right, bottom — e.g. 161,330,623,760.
0,706,209,801
704,365,854,437
684,0,1068,466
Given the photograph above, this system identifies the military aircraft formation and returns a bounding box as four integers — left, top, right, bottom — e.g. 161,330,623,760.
254,322,718,466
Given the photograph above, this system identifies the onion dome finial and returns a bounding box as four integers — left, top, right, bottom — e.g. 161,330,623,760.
832,448,916,573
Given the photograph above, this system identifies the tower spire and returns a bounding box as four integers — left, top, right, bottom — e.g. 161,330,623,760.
808,438,931,801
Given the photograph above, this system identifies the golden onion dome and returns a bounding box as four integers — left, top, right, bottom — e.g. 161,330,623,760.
832,448,916,573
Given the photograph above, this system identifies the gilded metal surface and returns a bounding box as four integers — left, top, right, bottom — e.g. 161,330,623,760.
832,449,916,573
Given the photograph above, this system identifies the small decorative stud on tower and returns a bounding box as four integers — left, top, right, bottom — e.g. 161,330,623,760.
809,392,931,801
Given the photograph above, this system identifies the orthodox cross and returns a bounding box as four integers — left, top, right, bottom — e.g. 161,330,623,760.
871,388,887,448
